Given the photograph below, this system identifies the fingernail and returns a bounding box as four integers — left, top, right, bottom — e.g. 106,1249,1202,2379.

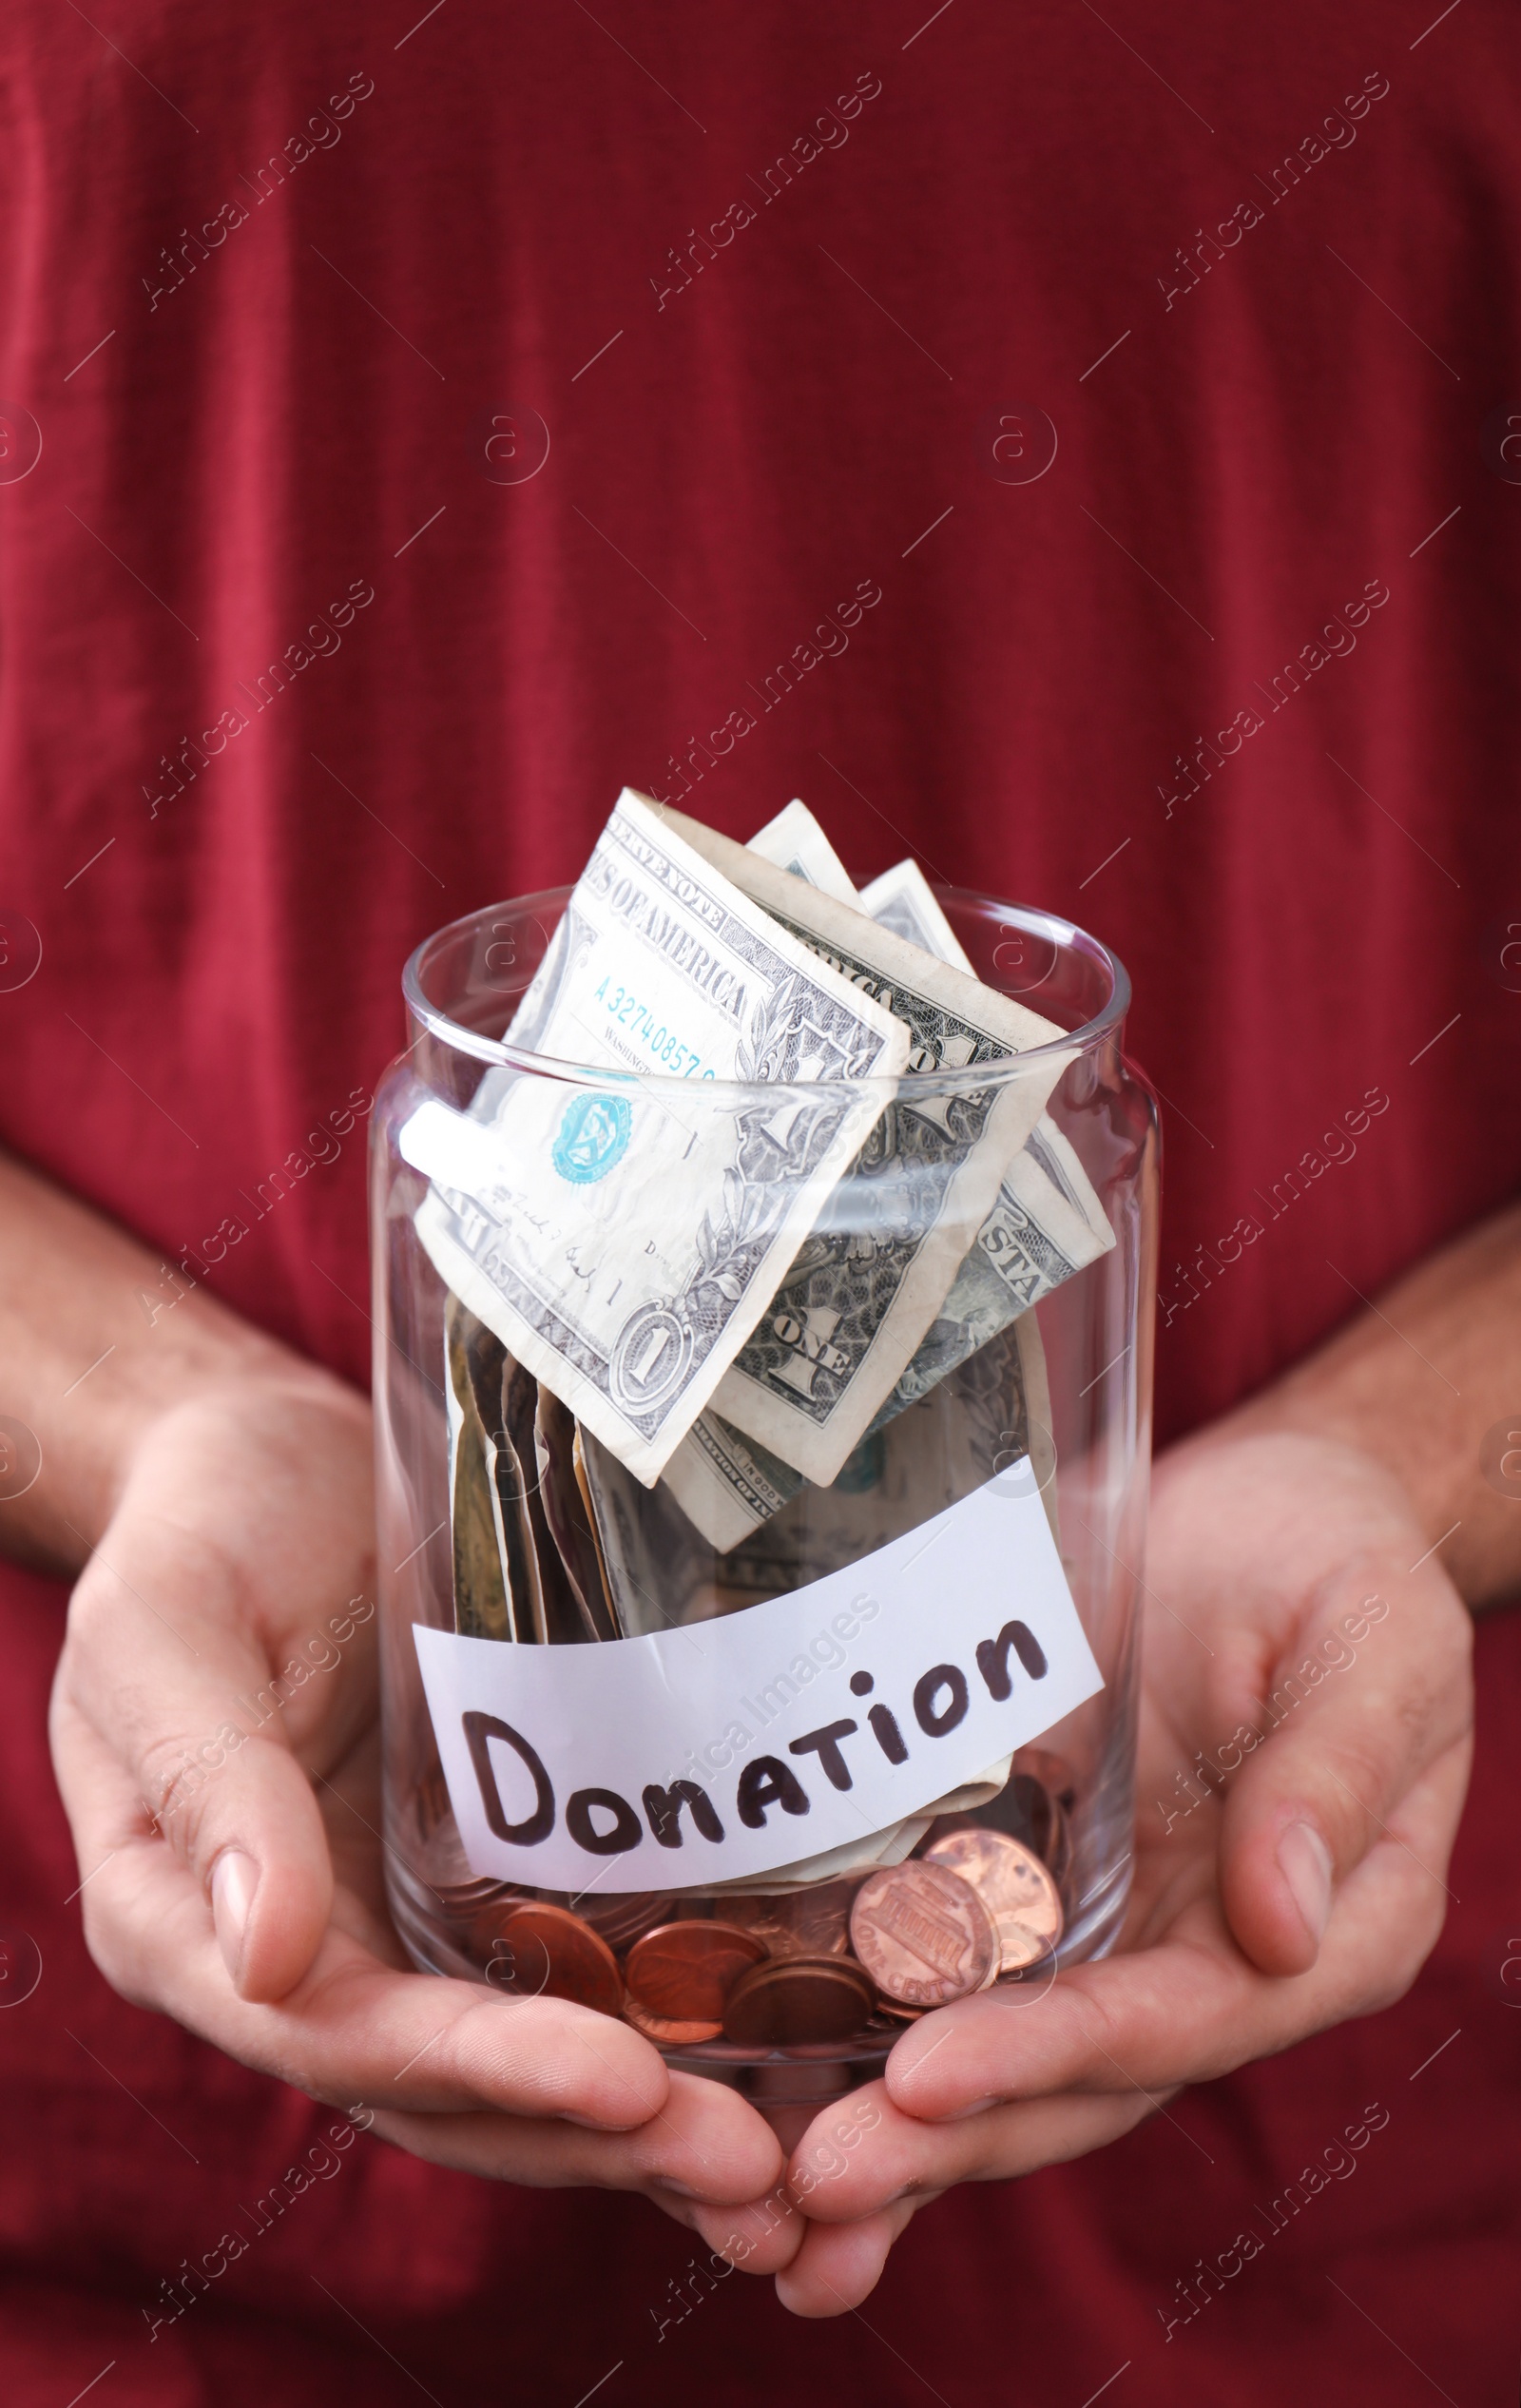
1278,1820,1333,1947
651,2176,701,2199
212,1849,259,1979
942,2094,1000,2120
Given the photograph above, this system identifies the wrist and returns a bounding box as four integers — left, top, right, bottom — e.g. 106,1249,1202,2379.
0,1152,368,1581
57,1338,364,1577
1151,1425,1435,1613
1194,1379,1429,1528
104,1349,364,1498
1181,1211,1521,1609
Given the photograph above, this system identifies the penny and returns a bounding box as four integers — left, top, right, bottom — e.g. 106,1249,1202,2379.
437,1875,517,1920
622,1997,722,2046
722,1879,860,1959
487,1903,623,2017
626,1921,767,2021
472,1888,672,1959
849,1860,999,2007
576,1891,678,1954
468,1894,533,1956
722,1955,876,2047
414,1793,502,1903
926,1828,1064,1974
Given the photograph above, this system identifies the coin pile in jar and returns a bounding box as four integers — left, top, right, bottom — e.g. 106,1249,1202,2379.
433,1753,1073,2045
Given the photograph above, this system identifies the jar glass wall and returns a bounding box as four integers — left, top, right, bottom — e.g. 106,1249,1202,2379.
372,889,1159,2110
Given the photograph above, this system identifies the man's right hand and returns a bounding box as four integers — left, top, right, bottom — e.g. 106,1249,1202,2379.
48,1373,784,2210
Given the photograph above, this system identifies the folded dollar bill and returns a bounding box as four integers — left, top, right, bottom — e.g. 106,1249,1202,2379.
405,793,908,1484
748,796,861,904
857,854,965,957
852,854,1114,1430
661,806,1071,1484
759,823,1112,1434
444,1299,517,1642
660,805,887,1547
658,1408,805,1556
661,806,1109,1546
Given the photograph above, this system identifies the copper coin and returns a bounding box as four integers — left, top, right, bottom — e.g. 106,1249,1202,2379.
874,1996,927,2023
626,1921,767,2021
437,1875,517,1921
722,1879,860,1959
488,1903,623,2017
722,1955,876,2047
468,1894,533,1956
926,1828,1064,1973
576,1891,678,1954
622,1997,722,2046
850,1860,999,2007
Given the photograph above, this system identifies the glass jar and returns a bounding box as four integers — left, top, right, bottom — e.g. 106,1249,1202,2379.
372,886,1159,2119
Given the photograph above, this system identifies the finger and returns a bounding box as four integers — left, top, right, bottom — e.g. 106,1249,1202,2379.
52,1657,333,2004
54,1714,682,2131
681,2185,811,2278
367,2069,782,2205
677,2082,916,2280
55,1527,350,1997
54,1381,378,1998
774,2200,923,2318
887,1746,1467,2122
783,2085,1152,2225
1219,1558,1473,1974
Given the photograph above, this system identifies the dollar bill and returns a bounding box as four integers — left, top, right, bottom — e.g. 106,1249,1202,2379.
660,809,873,1547
857,856,968,963
444,1300,551,1643
748,798,861,904
661,814,1108,1547
657,801,862,1545
659,1408,805,1555
576,1421,719,1636
852,856,1113,1430
405,792,908,1485
534,1383,620,1641
717,1294,1055,1584
865,1136,1099,1432
856,859,1111,1317
444,1300,514,1641
658,805,1069,1483
571,1425,622,1636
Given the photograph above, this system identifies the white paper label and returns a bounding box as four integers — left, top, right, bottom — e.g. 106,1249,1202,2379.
413,1463,1104,1894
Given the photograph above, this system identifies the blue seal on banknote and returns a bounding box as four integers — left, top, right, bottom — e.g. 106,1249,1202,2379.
551,1091,632,1184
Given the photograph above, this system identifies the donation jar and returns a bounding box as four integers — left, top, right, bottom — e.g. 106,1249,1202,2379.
371,867,1159,2120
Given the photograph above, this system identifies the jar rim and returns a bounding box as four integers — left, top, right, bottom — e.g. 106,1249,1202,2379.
401,885,1132,1086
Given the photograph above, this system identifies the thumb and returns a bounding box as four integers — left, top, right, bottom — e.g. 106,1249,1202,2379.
1217,1563,1471,1977
56,1539,336,2005
164,1729,335,2003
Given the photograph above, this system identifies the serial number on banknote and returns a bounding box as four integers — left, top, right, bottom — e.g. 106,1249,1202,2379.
591,976,718,1077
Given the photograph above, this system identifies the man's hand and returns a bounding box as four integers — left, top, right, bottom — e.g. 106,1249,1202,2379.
48,1377,783,2210
696,1430,1473,2314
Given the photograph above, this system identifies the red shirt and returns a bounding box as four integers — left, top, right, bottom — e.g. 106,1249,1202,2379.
0,5,1516,2401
